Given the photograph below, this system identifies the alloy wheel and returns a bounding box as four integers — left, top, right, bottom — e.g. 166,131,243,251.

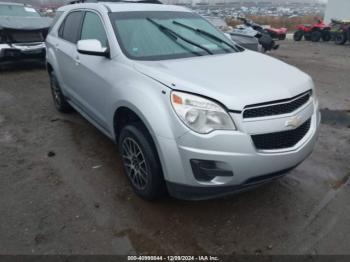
121,137,149,190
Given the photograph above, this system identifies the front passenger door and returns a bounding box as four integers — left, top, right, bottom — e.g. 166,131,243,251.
70,11,111,132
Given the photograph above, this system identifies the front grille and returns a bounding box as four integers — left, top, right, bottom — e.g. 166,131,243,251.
9,31,45,43
251,119,311,150
243,91,311,119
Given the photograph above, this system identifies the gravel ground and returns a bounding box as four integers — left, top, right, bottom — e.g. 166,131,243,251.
0,40,349,255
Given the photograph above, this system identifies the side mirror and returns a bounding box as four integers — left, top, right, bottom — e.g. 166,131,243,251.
77,39,109,57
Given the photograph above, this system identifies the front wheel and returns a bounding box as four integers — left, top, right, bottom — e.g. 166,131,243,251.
293,30,303,41
118,123,166,200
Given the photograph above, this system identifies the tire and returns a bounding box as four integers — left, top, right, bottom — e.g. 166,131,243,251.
279,34,286,40
50,72,73,113
304,33,311,41
293,30,303,41
334,32,347,45
118,122,166,200
311,31,322,42
322,30,331,42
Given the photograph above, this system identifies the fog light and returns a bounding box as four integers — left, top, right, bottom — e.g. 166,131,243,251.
190,159,233,182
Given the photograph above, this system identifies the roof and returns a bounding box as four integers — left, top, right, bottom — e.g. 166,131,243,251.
59,2,191,13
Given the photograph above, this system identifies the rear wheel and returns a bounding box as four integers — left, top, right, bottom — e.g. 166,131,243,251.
293,30,303,41
118,122,166,200
311,31,322,42
50,72,73,113
322,30,331,41
334,32,347,45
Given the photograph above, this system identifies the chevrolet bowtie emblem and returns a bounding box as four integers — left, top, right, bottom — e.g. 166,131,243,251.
285,116,302,128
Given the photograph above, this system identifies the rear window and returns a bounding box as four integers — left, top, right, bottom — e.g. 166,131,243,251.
59,11,84,43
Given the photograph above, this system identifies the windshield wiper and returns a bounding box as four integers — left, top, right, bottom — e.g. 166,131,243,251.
146,18,213,55
172,20,239,52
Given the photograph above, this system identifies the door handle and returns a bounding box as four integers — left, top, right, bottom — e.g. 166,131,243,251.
55,43,59,51
75,56,80,66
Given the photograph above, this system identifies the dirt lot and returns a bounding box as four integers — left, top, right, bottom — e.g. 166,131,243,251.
0,40,349,255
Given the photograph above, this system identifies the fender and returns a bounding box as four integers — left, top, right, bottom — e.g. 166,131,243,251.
108,69,187,142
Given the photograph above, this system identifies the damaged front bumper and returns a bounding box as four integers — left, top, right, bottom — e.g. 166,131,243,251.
0,42,46,62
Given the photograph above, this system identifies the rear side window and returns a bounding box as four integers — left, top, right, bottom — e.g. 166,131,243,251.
80,12,108,48
59,11,84,43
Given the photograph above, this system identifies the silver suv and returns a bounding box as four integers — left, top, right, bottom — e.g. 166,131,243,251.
46,1,320,200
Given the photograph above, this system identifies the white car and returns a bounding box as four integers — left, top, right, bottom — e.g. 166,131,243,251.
46,0,320,200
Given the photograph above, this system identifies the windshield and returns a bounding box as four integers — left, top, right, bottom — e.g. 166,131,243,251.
0,5,40,17
109,11,238,61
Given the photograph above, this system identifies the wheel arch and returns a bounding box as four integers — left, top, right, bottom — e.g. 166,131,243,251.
113,106,150,143
113,105,169,183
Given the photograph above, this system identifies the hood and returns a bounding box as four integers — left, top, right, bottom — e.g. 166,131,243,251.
134,50,313,111
0,16,52,30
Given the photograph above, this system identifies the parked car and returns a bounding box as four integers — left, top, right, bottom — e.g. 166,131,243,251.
234,17,280,52
0,2,52,63
228,31,261,52
293,19,331,42
330,19,350,45
46,1,321,200
203,16,261,52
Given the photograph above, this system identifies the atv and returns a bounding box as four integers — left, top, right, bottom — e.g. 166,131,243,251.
293,19,331,42
330,19,350,45
238,17,287,40
264,26,288,40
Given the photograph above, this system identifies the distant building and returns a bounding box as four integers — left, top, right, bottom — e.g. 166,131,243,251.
324,0,350,23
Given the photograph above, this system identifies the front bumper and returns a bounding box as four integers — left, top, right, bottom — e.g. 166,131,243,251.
0,42,46,62
158,98,321,200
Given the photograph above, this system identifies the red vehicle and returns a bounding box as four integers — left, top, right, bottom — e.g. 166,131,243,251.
265,27,288,40
293,20,331,42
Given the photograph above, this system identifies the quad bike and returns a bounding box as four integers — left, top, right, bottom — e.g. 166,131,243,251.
238,17,287,40
233,17,280,52
263,26,287,40
294,19,331,42
330,19,350,45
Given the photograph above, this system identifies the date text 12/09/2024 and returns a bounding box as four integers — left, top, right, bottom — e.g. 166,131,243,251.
127,256,220,261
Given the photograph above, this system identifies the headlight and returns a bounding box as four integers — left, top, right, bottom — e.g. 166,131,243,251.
171,91,236,134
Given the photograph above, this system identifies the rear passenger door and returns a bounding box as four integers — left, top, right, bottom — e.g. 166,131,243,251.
55,11,84,99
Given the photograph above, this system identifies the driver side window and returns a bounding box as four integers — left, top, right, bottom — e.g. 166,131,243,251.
80,11,108,48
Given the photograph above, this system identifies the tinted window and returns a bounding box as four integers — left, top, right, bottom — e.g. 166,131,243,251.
60,11,84,43
80,12,108,48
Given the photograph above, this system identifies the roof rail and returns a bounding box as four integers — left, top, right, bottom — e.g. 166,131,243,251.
69,0,163,4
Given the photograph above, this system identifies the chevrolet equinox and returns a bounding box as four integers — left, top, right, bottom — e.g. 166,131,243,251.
46,1,321,200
